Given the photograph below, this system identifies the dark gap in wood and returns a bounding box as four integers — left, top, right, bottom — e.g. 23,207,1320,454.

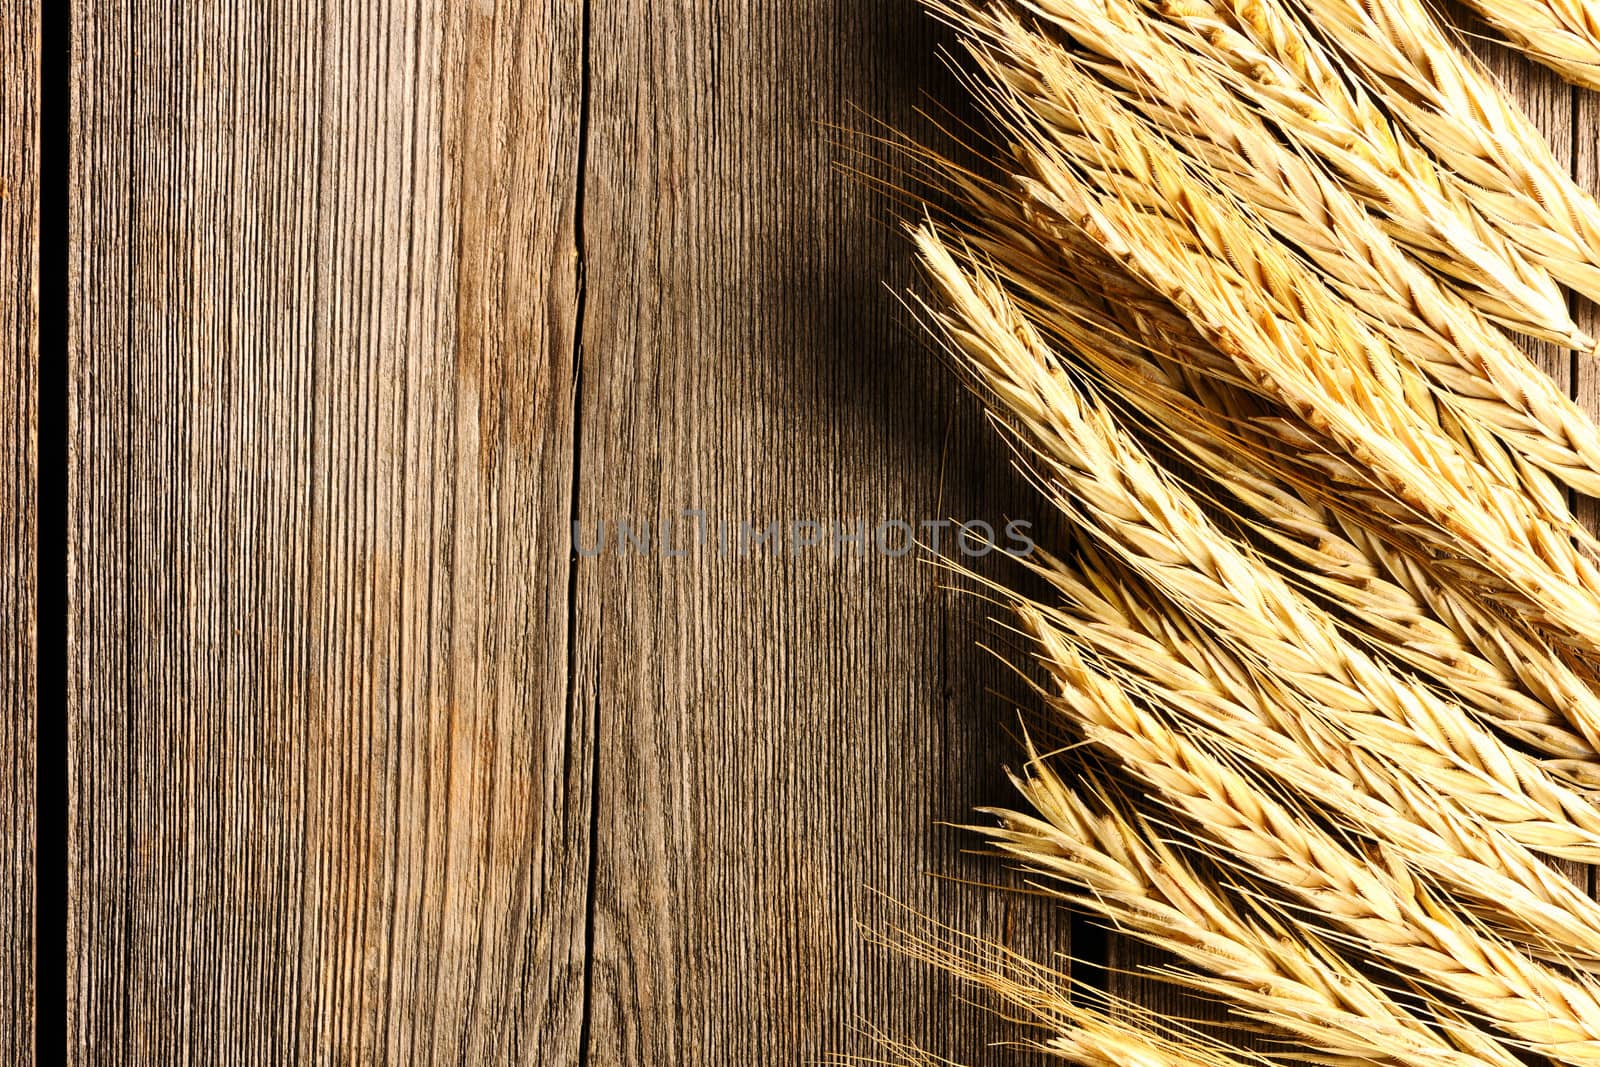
1067,909,1107,998
115,5,134,1059
37,0,66,1057
571,1,599,1063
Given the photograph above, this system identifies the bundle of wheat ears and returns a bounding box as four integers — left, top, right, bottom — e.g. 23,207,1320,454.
876,0,1600,1063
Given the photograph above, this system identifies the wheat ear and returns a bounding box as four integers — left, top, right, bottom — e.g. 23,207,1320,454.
984,71,1600,662
924,101,1590,553
1029,0,1591,343
1001,184,1597,577
929,184,1600,768
1336,518,1600,764
1181,0,1600,312
1041,1021,1249,1067
1004,227,1600,766
916,231,1600,862
1455,0,1600,89
1154,361,1600,773
1120,356,1600,772
1015,605,1600,1062
878,910,1272,1067
916,136,1581,535
1010,549,1600,966
941,0,1600,503
1128,327,1600,771
973,763,1530,1067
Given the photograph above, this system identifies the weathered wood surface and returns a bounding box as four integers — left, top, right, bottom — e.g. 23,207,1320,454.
62,1,1599,1064
3,0,37,1060
573,4,1067,1063
68,2,594,1061
67,1,1057,1063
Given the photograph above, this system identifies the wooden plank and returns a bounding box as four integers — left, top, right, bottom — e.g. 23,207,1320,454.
2,0,37,1059
574,3,1062,1063
67,2,590,1060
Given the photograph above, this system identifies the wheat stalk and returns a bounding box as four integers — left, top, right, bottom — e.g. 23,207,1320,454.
938,0,1600,503
1009,547,1600,966
1167,0,1600,314
1456,0,1600,89
1018,0,1592,344
1111,310,1600,769
923,1,1600,672
875,912,1273,1067
914,126,1600,682
1133,370,1600,772
1335,518,1600,765
878,4,1600,1063
919,128,1591,556
1147,357,1600,774
998,227,1600,766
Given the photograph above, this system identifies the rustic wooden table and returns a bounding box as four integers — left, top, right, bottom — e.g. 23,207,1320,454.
6,0,1591,1062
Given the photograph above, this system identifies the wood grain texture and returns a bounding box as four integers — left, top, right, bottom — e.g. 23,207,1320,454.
3,0,37,1059
62,1,1600,1064
68,1,590,1060
574,3,1061,1062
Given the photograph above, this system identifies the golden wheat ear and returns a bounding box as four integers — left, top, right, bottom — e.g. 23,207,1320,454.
912,165,1600,766
1455,0,1600,89
1192,0,1600,309
918,239,1600,974
872,897,1280,1067
969,758,1531,1067
943,0,1600,502
1031,0,1592,343
1020,607,1600,1062
967,58,1600,663
893,5,1600,1066
1009,539,1600,971
916,223,1600,864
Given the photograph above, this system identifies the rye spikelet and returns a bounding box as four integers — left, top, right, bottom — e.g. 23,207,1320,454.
974,764,1530,1067
1009,548,1600,966
1456,0,1600,89
1005,0,1588,343
878,910,1296,1067
915,126,1589,551
1017,608,1600,1062
1336,518,1600,763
